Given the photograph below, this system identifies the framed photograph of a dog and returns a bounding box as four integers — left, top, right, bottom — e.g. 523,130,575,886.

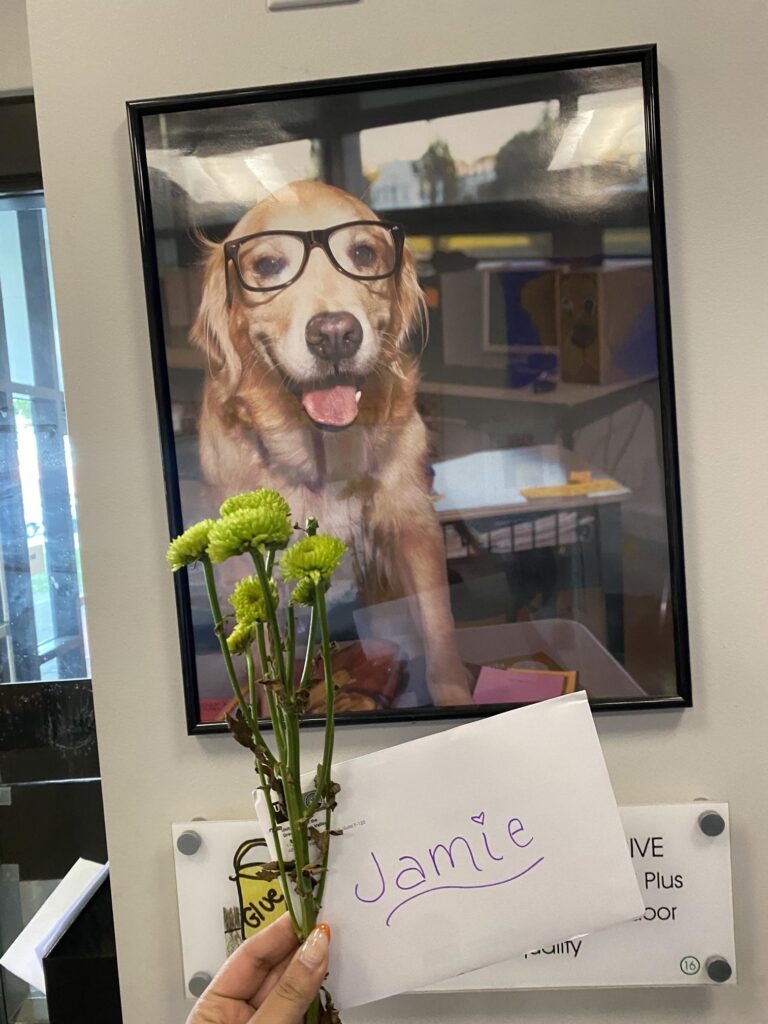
128,44,692,733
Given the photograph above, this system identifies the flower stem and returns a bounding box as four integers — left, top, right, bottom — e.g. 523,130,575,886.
256,624,286,764
306,996,320,1024
251,549,286,683
245,647,258,720
243,647,275,759
306,587,335,820
201,557,251,724
298,604,318,691
316,803,333,908
286,605,296,693
251,753,301,935
256,559,316,940
201,557,276,769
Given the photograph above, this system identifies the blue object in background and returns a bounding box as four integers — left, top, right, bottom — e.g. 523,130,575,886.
499,271,543,347
614,303,658,378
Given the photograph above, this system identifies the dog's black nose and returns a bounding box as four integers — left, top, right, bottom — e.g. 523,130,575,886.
305,312,363,363
571,322,596,350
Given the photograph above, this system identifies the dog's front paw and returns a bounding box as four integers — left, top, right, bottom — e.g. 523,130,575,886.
426,658,474,707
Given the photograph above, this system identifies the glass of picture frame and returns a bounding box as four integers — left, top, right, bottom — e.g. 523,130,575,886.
128,44,691,732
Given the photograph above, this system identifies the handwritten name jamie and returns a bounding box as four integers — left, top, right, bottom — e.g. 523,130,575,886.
353,811,543,926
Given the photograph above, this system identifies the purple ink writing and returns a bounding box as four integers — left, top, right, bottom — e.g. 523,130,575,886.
384,859,544,927
430,836,482,875
395,857,426,891
354,850,386,903
508,817,534,848
353,811,541,925
473,809,505,862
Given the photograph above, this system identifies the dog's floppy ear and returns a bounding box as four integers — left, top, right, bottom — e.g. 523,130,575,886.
190,237,241,391
394,244,427,350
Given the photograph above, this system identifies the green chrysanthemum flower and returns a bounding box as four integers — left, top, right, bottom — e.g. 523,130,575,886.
166,519,215,571
207,507,293,563
289,573,323,607
230,576,279,625
226,621,257,656
280,534,348,583
220,488,292,521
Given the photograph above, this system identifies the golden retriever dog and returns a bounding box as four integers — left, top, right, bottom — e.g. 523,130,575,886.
191,180,471,706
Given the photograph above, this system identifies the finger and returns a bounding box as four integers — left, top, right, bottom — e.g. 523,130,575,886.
210,912,300,1001
251,924,330,1024
187,991,253,1024
250,950,294,1007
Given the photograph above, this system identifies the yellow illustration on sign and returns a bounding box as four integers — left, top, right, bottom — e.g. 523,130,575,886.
231,839,286,938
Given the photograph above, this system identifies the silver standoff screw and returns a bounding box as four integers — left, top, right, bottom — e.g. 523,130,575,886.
698,811,726,837
705,957,732,983
188,972,212,997
176,830,203,855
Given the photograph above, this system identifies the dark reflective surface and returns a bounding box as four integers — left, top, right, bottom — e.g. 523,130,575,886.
0,681,107,1024
43,878,122,1024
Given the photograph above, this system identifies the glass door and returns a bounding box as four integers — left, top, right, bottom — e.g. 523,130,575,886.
0,190,107,1024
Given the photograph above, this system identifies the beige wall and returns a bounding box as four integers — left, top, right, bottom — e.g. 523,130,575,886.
23,1,768,1021
0,0,32,95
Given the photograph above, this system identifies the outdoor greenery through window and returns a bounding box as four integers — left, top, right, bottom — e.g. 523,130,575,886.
0,193,88,683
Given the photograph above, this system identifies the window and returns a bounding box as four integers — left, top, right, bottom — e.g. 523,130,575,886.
361,101,560,209
0,193,89,683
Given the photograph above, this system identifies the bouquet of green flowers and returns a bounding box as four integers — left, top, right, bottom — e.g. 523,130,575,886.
167,488,345,1023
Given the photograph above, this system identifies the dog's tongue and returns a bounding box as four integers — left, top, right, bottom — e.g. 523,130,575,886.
301,385,359,428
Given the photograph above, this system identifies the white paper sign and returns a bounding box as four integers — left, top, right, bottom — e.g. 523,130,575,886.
0,859,108,993
256,691,643,1009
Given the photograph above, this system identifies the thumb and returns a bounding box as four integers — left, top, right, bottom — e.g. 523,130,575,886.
251,924,330,1024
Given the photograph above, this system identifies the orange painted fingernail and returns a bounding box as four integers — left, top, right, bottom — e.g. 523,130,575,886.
299,925,330,967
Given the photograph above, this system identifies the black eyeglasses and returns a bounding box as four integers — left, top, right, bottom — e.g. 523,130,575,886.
224,220,405,301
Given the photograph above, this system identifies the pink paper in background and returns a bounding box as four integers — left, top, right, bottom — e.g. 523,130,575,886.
474,667,564,704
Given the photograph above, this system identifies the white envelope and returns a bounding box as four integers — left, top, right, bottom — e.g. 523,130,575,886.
256,691,643,1010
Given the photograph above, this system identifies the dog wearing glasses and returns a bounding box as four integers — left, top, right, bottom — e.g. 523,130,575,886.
191,179,471,706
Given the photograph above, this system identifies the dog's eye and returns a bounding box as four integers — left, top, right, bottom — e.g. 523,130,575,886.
351,244,376,270
253,256,286,279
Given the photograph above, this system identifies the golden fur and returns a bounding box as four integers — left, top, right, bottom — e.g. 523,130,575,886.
191,180,471,705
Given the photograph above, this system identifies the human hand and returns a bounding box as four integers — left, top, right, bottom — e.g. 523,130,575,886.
186,913,330,1024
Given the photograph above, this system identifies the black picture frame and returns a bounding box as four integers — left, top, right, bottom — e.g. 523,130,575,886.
127,43,691,734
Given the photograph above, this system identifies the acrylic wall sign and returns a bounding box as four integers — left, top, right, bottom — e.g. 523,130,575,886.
127,44,691,732
172,802,735,1001
428,801,736,991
